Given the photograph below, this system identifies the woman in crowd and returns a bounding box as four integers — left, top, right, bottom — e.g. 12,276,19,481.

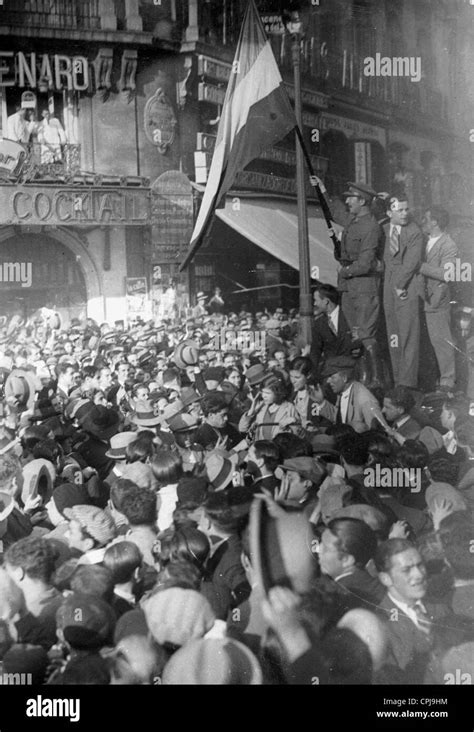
239,373,300,441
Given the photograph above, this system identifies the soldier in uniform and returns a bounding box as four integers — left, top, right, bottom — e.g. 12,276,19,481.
338,182,384,383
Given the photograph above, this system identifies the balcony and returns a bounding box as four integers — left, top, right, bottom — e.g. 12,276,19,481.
0,0,101,30
190,1,448,125
19,143,82,182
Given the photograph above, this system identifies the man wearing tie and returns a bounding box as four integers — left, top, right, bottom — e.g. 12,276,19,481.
383,196,423,388
375,539,452,684
419,207,458,392
310,283,353,377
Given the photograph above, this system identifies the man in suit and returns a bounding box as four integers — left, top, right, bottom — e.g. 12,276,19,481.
419,207,458,391
310,283,353,376
375,539,451,683
382,385,421,440
383,196,423,388
315,356,387,433
438,512,474,620
317,517,385,611
199,490,252,620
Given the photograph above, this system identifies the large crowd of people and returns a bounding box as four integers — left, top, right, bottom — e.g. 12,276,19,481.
0,276,472,686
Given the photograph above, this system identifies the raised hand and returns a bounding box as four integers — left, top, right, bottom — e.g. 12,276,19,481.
429,497,454,531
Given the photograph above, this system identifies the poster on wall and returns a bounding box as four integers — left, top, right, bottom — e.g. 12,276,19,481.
125,277,151,320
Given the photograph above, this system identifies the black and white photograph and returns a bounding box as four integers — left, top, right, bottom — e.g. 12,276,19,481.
0,0,473,722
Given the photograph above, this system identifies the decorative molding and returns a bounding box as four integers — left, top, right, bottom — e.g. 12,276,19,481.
119,50,138,101
176,55,193,109
144,88,177,154
94,48,114,100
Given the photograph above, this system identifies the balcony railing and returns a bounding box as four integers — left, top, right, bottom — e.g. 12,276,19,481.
1,0,100,30
19,143,82,182
192,1,448,123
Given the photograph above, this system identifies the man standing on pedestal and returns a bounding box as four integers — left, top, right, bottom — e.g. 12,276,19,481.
383,196,423,389
338,182,383,383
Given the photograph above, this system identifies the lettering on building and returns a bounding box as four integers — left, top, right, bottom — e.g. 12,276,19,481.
6,187,150,226
0,52,90,91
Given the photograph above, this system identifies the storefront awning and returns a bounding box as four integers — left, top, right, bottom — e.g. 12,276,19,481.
214,196,340,285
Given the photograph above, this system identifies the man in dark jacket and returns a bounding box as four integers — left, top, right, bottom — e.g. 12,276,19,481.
375,539,455,684
310,283,353,377
317,517,385,611
199,489,252,620
77,405,120,481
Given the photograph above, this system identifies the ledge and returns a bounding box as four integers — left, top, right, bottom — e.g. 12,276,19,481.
0,25,155,45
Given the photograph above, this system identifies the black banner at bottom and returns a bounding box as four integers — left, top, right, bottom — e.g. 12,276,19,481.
0,685,471,730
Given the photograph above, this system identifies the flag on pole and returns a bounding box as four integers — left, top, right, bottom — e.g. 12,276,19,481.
180,0,297,271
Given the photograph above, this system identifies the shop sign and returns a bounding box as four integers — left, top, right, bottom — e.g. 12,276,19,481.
198,82,225,106
1,185,150,226
197,56,231,82
0,52,90,91
151,171,194,261
319,112,386,147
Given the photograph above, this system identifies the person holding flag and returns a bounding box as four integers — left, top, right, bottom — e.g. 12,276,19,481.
337,182,385,386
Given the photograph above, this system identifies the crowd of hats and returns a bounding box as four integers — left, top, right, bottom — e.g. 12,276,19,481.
0,304,471,689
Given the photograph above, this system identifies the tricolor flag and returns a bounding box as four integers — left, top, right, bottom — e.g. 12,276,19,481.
180,0,297,270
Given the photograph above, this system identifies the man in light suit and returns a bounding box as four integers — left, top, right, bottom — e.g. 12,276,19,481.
383,197,423,388
314,356,387,433
419,207,458,391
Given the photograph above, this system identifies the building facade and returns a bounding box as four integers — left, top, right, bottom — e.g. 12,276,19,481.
179,0,474,309
0,0,472,322
0,0,196,325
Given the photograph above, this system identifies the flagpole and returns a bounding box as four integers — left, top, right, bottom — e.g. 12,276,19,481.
288,23,312,347
294,125,342,261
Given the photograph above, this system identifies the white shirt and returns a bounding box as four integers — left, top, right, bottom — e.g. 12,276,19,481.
77,547,107,565
426,235,441,255
335,568,357,582
390,224,401,238
339,383,353,423
114,586,136,605
295,389,309,424
157,483,178,532
442,430,457,455
394,415,410,430
328,306,339,334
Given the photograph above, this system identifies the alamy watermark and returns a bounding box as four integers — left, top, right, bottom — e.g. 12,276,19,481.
26,695,80,722
0,672,33,684
444,669,472,685
364,464,422,493
443,259,472,282
0,262,32,287
364,54,421,83
210,328,266,352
